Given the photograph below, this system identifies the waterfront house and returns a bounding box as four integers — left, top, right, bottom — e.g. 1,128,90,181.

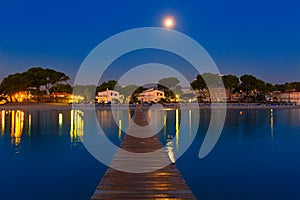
137,88,165,103
96,89,120,103
272,90,300,105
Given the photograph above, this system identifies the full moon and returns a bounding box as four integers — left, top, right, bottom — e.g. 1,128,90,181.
163,16,175,28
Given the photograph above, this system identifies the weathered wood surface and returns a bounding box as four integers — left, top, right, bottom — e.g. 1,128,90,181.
91,106,196,199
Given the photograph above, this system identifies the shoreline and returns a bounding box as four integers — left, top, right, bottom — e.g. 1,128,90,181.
1,103,300,111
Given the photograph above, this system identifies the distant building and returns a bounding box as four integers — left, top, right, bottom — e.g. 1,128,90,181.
137,88,165,103
197,88,227,102
7,91,33,102
273,90,300,105
50,92,84,103
96,89,120,103
230,92,244,102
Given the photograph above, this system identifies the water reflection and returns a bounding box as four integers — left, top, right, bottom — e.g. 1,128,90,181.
0,108,299,158
1,110,5,135
10,110,25,146
163,109,196,161
189,109,192,139
118,119,122,140
70,110,84,145
28,114,32,136
270,109,274,139
175,109,179,150
59,113,63,127
164,113,167,138
166,141,176,163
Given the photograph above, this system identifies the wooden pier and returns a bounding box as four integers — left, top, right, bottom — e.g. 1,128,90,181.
91,106,196,199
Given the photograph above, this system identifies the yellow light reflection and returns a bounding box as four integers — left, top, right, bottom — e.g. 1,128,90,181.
1,110,5,135
28,114,32,136
118,119,122,140
175,109,179,150
128,110,131,124
58,113,63,135
270,109,274,139
59,113,63,126
70,110,84,145
239,110,243,115
163,113,167,139
10,110,24,146
189,109,193,140
11,111,14,139
99,110,107,125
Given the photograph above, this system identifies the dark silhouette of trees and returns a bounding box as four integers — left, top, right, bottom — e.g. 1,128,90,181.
50,84,73,94
222,75,239,90
275,82,300,92
0,67,70,102
157,77,182,99
96,80,120,93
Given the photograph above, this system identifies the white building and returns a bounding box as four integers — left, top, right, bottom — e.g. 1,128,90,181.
273,90,300,105
96,89,120,103
137,88,165,103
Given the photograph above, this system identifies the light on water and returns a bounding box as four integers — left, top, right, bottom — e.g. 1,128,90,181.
270,109,274,138
166,141,176,164
1,110,5,135
11,110,24,146
175,109,179,150
118,119,122,140
28,114,31,136
70,110,84,144
0,108,300,199
58,113,63,126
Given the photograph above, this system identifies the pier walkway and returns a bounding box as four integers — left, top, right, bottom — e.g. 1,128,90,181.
91,106,196,199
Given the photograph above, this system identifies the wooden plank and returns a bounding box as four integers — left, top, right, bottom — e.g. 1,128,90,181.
91,106,196,199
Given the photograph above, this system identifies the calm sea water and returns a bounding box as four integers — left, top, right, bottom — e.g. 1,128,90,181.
0,108,300,199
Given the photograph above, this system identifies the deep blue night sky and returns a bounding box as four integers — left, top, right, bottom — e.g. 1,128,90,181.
0,0,299,84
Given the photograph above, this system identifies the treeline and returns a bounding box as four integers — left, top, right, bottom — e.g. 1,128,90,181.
191,73,295,93
1,67,300,102
95,74,300,103
0,67,70,102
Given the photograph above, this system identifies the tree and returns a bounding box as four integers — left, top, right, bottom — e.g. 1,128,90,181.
50,84,73,94
240,75,258,101
201,73,222,88
255,79,266,91
191,74,206,90
191,73,223,102
131,86,146,103
158,77,180,89
118,84,139,100
43,68,70,94
0,67,70,102
239,75,275,102
265,83,275,93
191,73,222,90
97,80,121,93
222,75,239,90
158,77,182,100
222,74,239,101
240,75,257,92
157,84,175,98
73,85,97,102
275,82,300,92
25,67,69,101
0,73,28,101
